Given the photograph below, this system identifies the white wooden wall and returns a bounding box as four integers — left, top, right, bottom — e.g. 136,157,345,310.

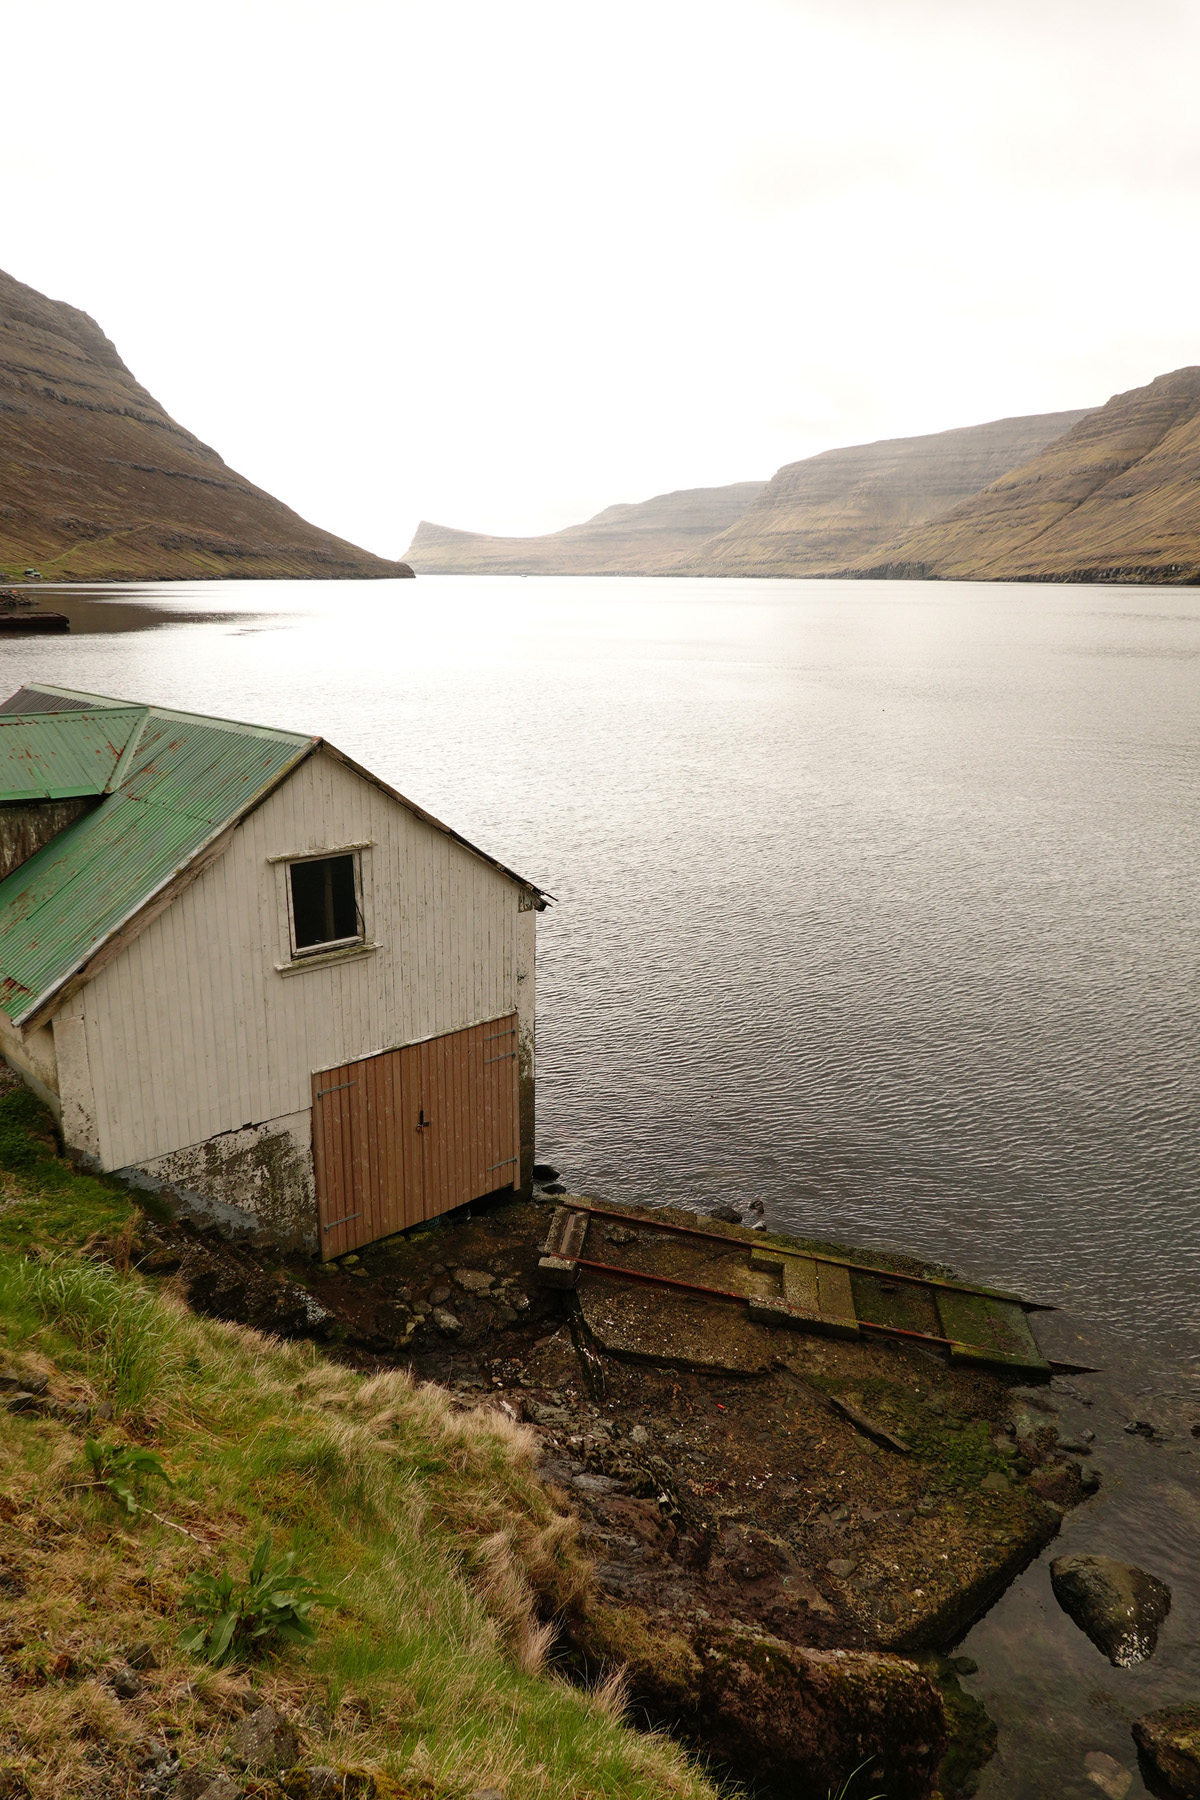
65,751,522,1173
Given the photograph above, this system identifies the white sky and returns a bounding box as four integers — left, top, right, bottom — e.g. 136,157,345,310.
3,0,1199,555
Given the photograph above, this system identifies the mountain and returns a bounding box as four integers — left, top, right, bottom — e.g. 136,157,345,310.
404,482,767,575
843,368,1200,583
0,268,411,581
681,410,1091,577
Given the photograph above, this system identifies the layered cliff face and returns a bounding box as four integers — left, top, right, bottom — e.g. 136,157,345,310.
0,268,411,581
405,482,767,575
851,368,1200,583
682,410,1091,577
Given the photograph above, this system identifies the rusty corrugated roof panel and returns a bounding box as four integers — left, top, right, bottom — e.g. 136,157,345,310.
0,697,314,1024
0,708,147,801
0,686,105,715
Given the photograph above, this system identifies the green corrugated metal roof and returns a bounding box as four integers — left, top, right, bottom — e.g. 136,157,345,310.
0,691,315,1024
0,708,147,800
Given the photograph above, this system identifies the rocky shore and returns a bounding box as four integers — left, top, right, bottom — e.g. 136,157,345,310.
110,1187,1117,1797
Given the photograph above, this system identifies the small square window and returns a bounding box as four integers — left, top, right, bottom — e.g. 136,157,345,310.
289,854,361,954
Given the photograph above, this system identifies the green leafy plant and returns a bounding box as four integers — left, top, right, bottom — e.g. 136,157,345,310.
84,1436,171,1515
180,1535,337,1666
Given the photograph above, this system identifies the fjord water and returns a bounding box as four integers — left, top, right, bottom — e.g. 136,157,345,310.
5,575,1200,1794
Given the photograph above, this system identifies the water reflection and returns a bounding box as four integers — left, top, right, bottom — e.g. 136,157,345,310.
2,582,272,635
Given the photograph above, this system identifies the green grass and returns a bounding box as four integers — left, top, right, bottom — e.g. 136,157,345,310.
0,1085,720,1800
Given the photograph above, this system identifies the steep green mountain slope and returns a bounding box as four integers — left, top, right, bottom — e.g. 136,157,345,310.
849,368,1200,583
682,410,1090,577
0,268,411,581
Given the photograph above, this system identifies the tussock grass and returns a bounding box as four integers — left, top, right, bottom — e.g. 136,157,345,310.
10,1253,174,1417
0,1083,719,1800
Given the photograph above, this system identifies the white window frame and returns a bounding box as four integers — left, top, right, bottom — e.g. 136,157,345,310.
284,848,366,960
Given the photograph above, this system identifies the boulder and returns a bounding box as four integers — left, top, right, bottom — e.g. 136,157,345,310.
196,1780,239,1800
279,1771,380,1798
280,1770,342,1799
176,1776,238,1800
454,1269,495,1294
688,1628,946,1799
1050,1555,1171,1666
1030,1464,1087,1507
230,1703,301,1773
106,1660,143,1699
1132,1706,1200,1797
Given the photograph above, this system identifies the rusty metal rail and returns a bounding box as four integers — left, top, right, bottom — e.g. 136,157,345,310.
567,1246,1096,1375
579,1253,956,1348
576,1202,1053,1311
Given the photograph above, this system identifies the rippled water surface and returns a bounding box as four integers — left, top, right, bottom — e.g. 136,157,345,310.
4,574,1200,1794
10,575,1198,1339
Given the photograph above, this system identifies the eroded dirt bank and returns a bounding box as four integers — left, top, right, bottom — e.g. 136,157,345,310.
119,1191,1098,1797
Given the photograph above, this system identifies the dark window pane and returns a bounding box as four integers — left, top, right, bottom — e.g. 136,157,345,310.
290,854,358,950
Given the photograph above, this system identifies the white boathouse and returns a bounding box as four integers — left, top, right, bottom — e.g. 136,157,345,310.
0,684,545,1255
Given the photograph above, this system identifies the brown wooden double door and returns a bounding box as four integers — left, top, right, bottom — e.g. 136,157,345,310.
312,1014,520,1259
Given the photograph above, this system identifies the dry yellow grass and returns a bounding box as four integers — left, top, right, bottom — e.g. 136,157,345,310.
0,1086,719,1800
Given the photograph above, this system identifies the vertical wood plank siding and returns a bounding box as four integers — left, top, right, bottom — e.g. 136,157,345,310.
312,1015,520,1257
78,752,521,1174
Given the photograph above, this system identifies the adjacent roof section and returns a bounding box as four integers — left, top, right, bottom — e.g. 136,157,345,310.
0,685,548,1030
0,686,112,715
0,707,147,801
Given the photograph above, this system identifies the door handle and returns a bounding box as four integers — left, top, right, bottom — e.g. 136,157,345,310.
418,1108,430,1131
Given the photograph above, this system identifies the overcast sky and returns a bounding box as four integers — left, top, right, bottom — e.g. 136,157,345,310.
3,0,1199,556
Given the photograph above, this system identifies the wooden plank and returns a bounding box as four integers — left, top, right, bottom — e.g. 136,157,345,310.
333,1070,359,1255
376,1045,398,1238
816,1261,860,1338
747,1246,858,1336
539,1209,589,1287
399,1043,424,1229
417,1036,440,1223
748,1246,820,1324
313,1058,360,1258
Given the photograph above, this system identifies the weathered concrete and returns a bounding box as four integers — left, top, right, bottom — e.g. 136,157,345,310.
0,1011,60,1123
124,1110,317,1247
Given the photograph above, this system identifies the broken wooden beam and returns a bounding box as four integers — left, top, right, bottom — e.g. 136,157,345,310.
538,1206,590,1288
